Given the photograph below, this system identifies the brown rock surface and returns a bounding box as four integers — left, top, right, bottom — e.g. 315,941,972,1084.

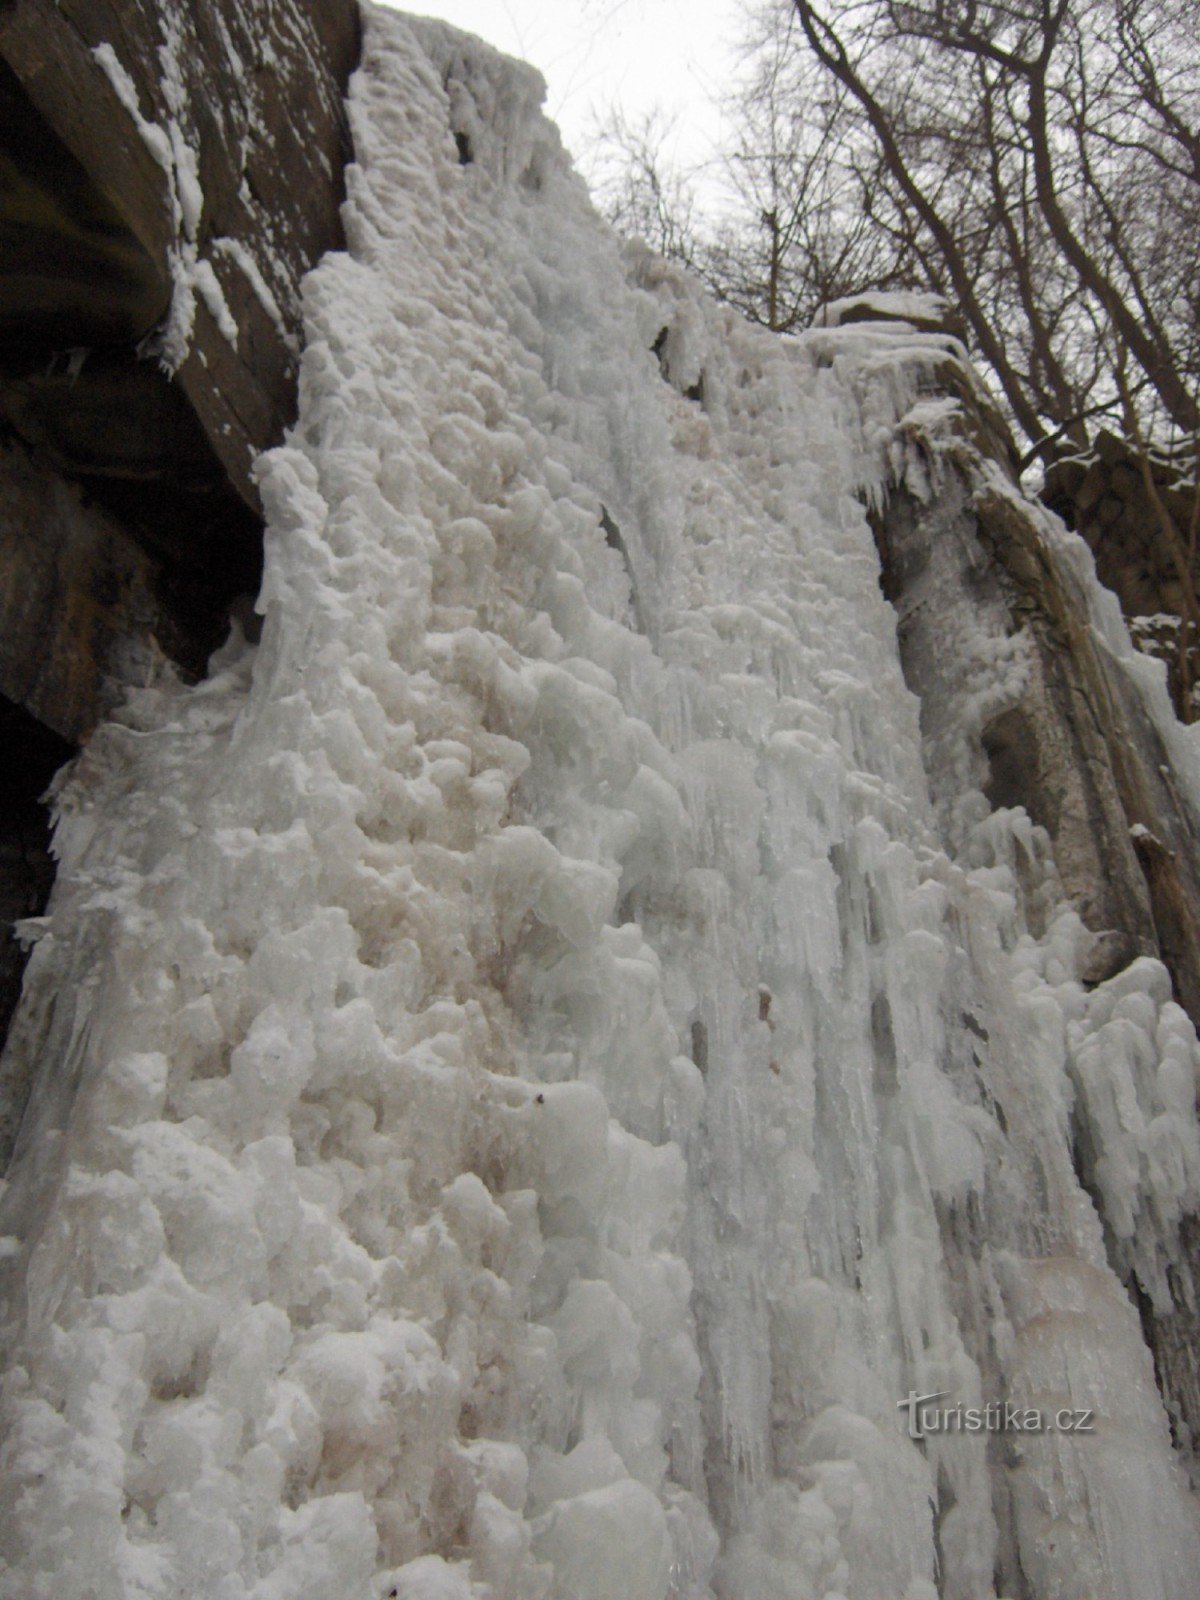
0,0,361,740
1043,431,1200,717
0,437,210,740
1,0,360,514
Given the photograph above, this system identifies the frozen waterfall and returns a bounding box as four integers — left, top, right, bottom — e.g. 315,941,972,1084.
1,9,1199,1599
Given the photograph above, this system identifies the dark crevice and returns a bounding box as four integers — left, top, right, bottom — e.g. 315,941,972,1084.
599,504,646,632
961,1009,989,1042
1129,1272,1179,1446
690,1019,708,1074
454,129,473,165
0,58,170,350
932,1462,955,1599
599,503,625,558
980,705,1042,822
870,991,897,1095
651,326,669,376
85,469,265,677
649,327,704,404
0,697,73,1068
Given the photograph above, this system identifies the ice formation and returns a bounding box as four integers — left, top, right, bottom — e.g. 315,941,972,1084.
2,9,1199,1599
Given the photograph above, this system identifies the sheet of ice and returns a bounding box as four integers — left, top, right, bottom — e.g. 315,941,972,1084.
2,9,1198,1600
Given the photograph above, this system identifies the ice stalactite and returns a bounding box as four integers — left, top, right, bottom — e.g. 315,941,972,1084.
1,9,1199,1599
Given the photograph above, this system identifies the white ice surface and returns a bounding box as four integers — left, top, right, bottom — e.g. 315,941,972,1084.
3,10,1199,1600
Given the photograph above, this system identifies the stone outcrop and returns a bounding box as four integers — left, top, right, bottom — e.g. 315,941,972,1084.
1044,431,1196,621
1044,432,1200,718
0,438,209,740
866,327,1200,1030
0,0,360,1074
1,0,360,727
850,306,1200,1465
1,0,359,517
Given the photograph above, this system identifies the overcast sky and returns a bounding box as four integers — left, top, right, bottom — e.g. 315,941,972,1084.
385,0,744,186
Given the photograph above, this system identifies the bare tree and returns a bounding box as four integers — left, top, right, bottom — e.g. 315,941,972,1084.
713,5,923,330
589,108,702,269
590,0,1198,479
790,0,1200,457
591,4,920,333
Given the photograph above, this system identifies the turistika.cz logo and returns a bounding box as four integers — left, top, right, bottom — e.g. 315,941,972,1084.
897,1390,1095,1441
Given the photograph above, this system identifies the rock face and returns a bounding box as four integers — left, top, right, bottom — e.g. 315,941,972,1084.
1044,433,1200,718
1,0,359,515
846,305,1200,1471
0,439,197,740
1044,432,1196,621
0,0,360,1079
0,0,361,731
851,325,1200,1023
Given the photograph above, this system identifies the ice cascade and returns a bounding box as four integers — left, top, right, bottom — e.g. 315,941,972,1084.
1,11,1199,1600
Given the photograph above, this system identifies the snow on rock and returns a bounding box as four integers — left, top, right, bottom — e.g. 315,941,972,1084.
810,289,959,335
1,8,1199,1600
93,33,232,371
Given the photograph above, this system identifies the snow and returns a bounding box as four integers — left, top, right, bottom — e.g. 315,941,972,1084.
192,259,240,349
214,238,300,355
810,290,953,330
93,34,238,368
3,7,1199,1599
92,43,176,173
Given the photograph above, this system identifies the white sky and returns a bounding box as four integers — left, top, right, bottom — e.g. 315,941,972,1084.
382,1,745,185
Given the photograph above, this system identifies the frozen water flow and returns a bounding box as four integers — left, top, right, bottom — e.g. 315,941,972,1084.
2,9,1198,1599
